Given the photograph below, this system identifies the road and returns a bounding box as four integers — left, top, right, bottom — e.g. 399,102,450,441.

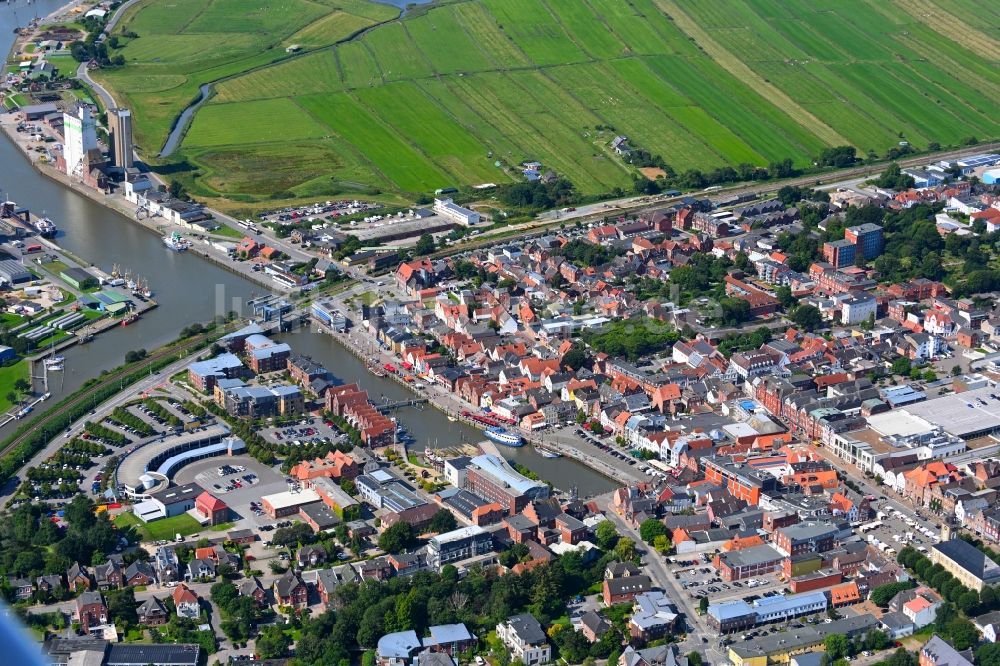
430,141,1000,261
592,492,724,665
0,325,233,505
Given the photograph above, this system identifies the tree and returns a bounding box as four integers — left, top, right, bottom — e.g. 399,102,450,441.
698,596,709,615
817,146,858,168
977,642,1000,666
719,297,751,326
414,234,436,256
257,624,292,658
378,522,415,554
653,535,672,554
561,344,588,372
776,285,797,310
595,521,619,551
874,163,916,190
824,634,848,660
870,581,915,607
946,617,979,650
638,518,667,545
891,357,912,376
791,304,823,331
958,590,979,614
613,537,636,564
428,509,457,534
106,588,138,626
981,585,998,611
934,603,957,631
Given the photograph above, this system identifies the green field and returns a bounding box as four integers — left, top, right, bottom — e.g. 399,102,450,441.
106,0,1000,206
115,511,203,541
0,361,29,413
92,0,398,155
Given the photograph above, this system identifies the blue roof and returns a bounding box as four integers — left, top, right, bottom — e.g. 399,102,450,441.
470,454,547,495
753,590,828,615
707,599,753,621
220,322,263,341
154,439,245,477
377,630,421,659
427,623,473,646
189,353,244,377
250,342,291,360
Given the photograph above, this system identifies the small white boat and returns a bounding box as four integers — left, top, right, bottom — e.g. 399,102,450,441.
163,232,191,251
40,392,51,401
537,448,561,459
44,356,64,368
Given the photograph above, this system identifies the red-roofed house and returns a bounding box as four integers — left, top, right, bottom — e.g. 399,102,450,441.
195,492,228,526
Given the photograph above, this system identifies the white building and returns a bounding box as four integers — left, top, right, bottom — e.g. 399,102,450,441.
496,614,551,666
63,104,98,177
841,294,877,325
434,198,481,226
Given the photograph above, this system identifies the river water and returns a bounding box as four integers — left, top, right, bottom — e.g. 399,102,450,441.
0,0,614,496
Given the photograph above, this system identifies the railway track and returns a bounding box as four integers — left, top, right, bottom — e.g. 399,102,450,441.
431,141,1000,259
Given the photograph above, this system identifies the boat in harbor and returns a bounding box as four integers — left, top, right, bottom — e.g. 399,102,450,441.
44,355,64,368
33,217,57,238
537,448,561,459
121,312,139,326
485,426,524,447
162,232,191,252
79,333,94,343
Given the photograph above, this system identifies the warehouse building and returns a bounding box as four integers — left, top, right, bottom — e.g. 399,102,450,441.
714,544,783,581
60,267,98,290
0,259,32,285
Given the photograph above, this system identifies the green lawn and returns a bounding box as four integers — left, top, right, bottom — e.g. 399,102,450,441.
31,330,71,349
211,225,244,239
39,259,70,276
115,511,203,541
0,313,26,328
0,361,29,412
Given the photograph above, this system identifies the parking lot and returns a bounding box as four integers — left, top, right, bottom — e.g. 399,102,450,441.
259,417,346,447
174,455,287,525
862,504,940,557
669,557,788,605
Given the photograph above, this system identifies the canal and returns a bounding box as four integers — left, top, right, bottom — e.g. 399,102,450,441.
0,0,615,495
278,327,615,496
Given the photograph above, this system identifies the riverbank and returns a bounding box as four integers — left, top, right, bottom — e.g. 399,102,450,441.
0,114,290,294
309,315,638,488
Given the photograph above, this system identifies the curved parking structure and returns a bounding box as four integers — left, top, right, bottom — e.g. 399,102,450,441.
118,424,239,498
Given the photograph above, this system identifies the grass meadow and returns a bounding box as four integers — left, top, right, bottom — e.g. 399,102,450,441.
104,0,999,207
